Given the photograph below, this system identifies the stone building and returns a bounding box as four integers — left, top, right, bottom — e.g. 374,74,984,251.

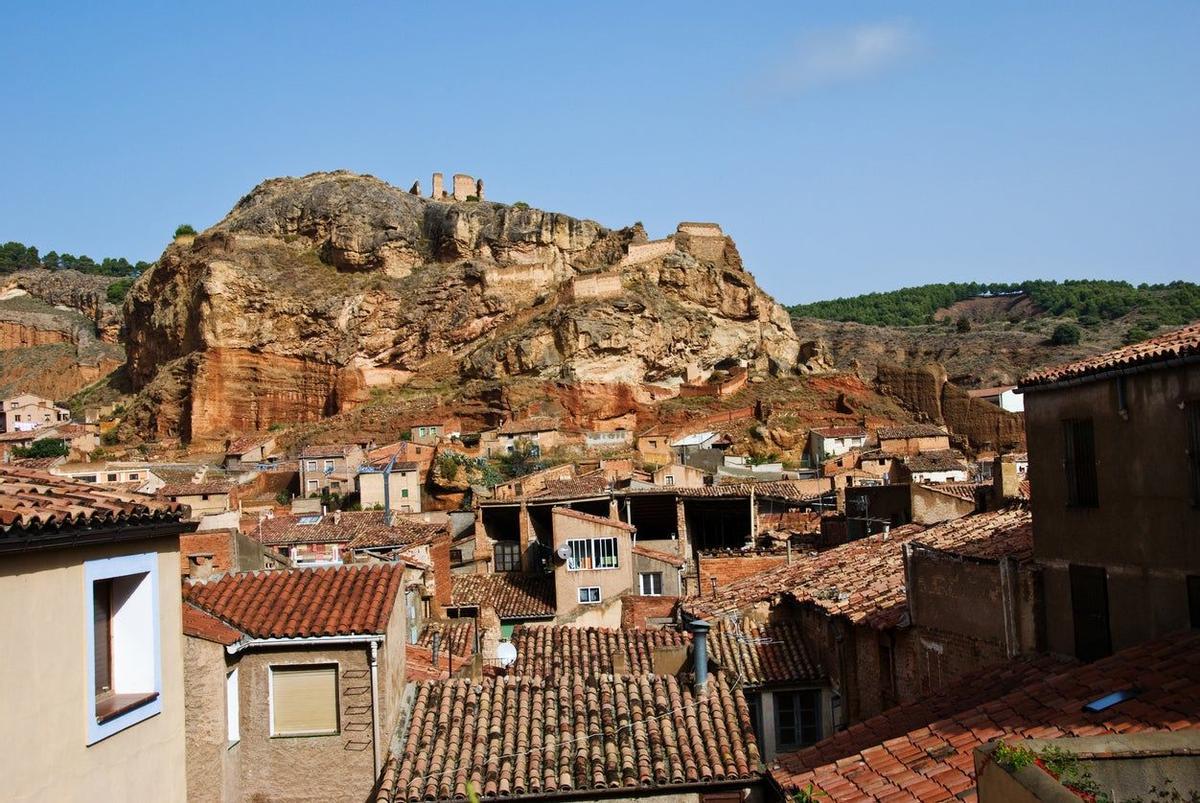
1017,321,1200,661
182,564,409,803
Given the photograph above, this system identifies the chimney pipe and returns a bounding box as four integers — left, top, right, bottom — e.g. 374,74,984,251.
382,451,399,526
687,619,711,694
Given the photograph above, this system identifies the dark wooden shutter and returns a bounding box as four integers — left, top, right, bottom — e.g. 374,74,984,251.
1187,402,1200,507
1064,419,1099,507
93,579,113,696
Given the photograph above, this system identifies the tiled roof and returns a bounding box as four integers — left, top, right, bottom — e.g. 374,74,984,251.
255,510,441,548
416,621,477,657
508,625,689,677
0,466,185,546
876,424,948,440
900,450,969,473
632,544,686,567
183,563,403,639
226,432,274,455
450,573,556,619
920,481,984,502
182,603,243,645
527,469,613,500
390,673,760,801
1021,321,1200,388
966,385,1016,397
811,427,867,439
775,631,1200,801
7,456,63,470
497,416,559,435
708,619,821,687
686,509,1032,627
405,645,454,682
299,443,356,458
552,505,636,531
156,481,234,497
675,480,822,501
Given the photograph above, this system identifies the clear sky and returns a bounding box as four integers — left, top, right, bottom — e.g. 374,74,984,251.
2,2,1197,303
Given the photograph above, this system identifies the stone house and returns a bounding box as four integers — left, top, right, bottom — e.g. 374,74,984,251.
0,467,192,801
0,391,70,432
222,432,277,469
52,460,163,491
1017,321,1200,662
409,417,459,446
357,459,421,512
652,461,708,488
255,510,445,569
179,527,287,580
298,443,364,497
481,416,561,457
550,506,637,627
893,450,971,484
157,480,236,521
182,563,409,803
635,426,675,466
807,426,868,465
875,424,951,456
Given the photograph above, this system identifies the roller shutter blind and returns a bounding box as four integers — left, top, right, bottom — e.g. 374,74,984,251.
271,665,339,736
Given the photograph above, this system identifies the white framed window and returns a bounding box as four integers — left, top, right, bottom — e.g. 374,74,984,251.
639,572,663,596
323,459,334,471
566,537,619,571
578,586,601,604
226,667,240,745
306,479,318,491
306,460,317,471
84,552,162,745
665,475,675,486
269,664,340,737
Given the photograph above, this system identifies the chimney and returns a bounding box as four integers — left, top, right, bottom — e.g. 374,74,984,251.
687,619,711,694
333,510,342,525
993,454,1020,504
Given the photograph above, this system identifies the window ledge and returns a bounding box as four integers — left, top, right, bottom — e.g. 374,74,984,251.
96,691,159,724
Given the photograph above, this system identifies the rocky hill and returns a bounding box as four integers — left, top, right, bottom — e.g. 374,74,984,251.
123,171,804,443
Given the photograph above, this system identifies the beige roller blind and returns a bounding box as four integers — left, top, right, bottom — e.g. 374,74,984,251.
271,665,339,736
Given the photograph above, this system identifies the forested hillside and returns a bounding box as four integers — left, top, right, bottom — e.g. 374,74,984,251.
789,280,1200,330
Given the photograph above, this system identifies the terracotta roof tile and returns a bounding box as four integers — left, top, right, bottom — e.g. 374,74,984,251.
675,480,823,501
877,425,949,440
508,625,689,677
900,451,969,473
632,544,686,567
226,432,274,455
921,482,984,502
156,481,235,497
1021,321,1200,388
299,443,357,458
775,631,1200,801
811,427,868,439
450,573,556,619
686,509,1032,627
527,469,613,500
182,602,243,645
391,673,761,801
183,563,403,638
254,510,443,549
552,505,636,532
416,621,477,657
709,619,822,687
0,466,185,547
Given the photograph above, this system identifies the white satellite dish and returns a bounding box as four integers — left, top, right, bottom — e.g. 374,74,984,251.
496,641,517,668
555,544,572,561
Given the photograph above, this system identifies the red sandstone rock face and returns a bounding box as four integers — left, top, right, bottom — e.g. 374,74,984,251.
123,171,803,442
0,321,71,349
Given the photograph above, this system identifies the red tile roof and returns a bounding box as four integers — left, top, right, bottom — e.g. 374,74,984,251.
686,509,1032,627
390,673,761,801
811,427,868,439
405,644,453,682
921,482,984,502
7,456,63,470
182,603,243,645
675,480,822,501
226,432,274,455
508,625,688,677
415,621,477,658
183,563,403,639
0,466,185,546
709,619,821,687
526,469,613,500
497,416,560,435
1021,321,1200,388
775,630,1200,801
877,424,949,440
299,443,357,458
254,510,442,549
156,481,235,497
632,543,686,567
900,450,969,473
552,505,636,532
450,573,556,619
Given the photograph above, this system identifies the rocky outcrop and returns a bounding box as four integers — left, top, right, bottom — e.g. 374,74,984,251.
0,292,125,398
124,171,801,442
875,362,1025,452
3,270,123,342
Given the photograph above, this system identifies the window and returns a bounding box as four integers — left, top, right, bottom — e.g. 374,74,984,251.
1188,402,1200,507
129,473,139,480
269,664,339,737
578,586,601,604
226,668,240,745
401,488,409,498
306,460,317,470
106,473,118,482
639,572,663,596
324,459,334,471
665,475,675,486
494,541,521,573
775,689,821,750
567,537,619,571
84,552,162,745
306,479,318,491
1063,418,1099,507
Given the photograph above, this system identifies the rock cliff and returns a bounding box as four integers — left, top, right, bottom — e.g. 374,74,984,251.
123,171,801,441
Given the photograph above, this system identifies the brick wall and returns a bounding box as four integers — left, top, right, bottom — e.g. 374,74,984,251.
620,238,676,266
621,595,679,629
430,528,452,614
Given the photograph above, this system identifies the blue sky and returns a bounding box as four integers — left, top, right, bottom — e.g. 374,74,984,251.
2,2,1197,303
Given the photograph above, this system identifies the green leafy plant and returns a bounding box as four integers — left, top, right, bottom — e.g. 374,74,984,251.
1037,745,1106,800
512,201,530,209
465,195,480,202
793,784,827,802
1051,323,1082,346
274,489,291,506
12,438,69,458
956,316,972,333
437,453,460,482
993,741,1036,772
106,278,135,304
174,224,197,238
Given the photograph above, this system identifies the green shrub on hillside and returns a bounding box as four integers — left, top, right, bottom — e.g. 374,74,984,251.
1051,323,1081,345
12,438,69,458
174,224,197,238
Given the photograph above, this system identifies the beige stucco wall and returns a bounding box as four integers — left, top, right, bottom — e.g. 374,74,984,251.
0,537,187,802
174,491,232,520
552,510,634,616
184,636,241,803
358,469,421,512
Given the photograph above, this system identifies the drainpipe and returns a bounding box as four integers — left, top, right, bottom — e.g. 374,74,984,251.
687,619,711,694
369,640,380,778
382,452,398,526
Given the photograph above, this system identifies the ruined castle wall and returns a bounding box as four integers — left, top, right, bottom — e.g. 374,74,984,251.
452,174,476,201
620,238,676,266
566,272,623,302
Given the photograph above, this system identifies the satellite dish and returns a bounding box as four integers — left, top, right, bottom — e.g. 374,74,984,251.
496,642,517,668
555,544,572,561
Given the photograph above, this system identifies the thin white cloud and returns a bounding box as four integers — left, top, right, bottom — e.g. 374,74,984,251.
766,22,919,94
